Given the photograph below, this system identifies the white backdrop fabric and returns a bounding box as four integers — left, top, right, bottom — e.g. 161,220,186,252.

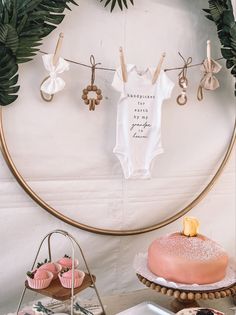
0,0,235,313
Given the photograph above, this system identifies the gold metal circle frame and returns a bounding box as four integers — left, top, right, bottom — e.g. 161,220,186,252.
0,106,235,236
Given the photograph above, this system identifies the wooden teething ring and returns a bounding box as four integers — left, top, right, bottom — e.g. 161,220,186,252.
177,93,187,106
177,53,191,106
82,85,103,111
82,55,103,111
137,273,236,312
177,78,188,105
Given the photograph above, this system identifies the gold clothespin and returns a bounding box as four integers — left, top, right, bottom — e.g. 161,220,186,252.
53,32,64,66
119,47,128,83
152,52,166,85
207,39,211,69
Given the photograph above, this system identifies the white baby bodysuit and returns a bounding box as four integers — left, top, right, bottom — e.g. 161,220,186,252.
112,64,174,179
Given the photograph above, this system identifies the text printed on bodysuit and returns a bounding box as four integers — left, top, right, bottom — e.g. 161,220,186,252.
128,95,154,139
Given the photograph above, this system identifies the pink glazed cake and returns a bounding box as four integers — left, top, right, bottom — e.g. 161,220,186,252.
148,233,228,284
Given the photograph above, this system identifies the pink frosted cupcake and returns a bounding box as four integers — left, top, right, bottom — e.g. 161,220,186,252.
37,259,62,279
58,255,79,270
59,269,85,288
27,269,53,289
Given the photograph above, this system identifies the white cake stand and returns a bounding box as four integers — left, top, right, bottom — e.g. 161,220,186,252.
137,273,236,312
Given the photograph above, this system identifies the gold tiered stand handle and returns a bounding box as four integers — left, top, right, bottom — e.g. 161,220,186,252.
16,230,106,315
137,274,236,313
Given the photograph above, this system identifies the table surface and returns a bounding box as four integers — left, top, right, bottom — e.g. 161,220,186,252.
102,289,235,315
5,289,236,315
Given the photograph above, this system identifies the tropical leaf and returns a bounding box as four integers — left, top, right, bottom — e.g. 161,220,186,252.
100,0,134,11
0,46,19,106
15,0,78,63
205,0,236,96
221,47,234,59
0,23,19,53
208,0,224,22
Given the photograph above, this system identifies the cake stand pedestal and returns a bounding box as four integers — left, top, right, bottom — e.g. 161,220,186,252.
137,274,236,313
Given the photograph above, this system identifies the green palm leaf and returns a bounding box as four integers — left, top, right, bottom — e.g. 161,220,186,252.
0,23,18,53
208,0,224,22
0,46,19,106
205,0,236,96
15,0,78,63
100,0,134,12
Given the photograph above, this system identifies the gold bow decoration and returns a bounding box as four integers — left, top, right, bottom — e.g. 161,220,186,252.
197,58,222,101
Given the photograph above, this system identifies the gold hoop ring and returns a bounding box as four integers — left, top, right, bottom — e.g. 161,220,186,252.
0,107,235,236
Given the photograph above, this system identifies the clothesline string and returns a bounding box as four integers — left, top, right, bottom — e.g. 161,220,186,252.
39,51,223,72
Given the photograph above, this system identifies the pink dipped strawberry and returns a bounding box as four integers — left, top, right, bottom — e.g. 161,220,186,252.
26,269,53,289
61,269,79,279
59,268,85,289
27,269,50,280
58,254,79,269
34,269,49,280
27,270,36,279
37,259,62,279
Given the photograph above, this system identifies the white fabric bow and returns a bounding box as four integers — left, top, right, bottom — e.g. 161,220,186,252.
40,54,70,94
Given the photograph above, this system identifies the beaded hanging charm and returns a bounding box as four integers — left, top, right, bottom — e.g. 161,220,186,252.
176,53,192,106
82,55,103,111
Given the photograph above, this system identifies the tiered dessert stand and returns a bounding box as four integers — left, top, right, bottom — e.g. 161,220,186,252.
17,230,106,315
137,273,236,312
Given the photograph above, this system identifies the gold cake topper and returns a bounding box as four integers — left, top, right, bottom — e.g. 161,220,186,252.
183,217,200,237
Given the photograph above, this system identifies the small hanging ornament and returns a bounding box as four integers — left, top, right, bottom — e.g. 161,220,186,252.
40,33,69,102
176,53,192,106
82,55,103,111
197,40,222,101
